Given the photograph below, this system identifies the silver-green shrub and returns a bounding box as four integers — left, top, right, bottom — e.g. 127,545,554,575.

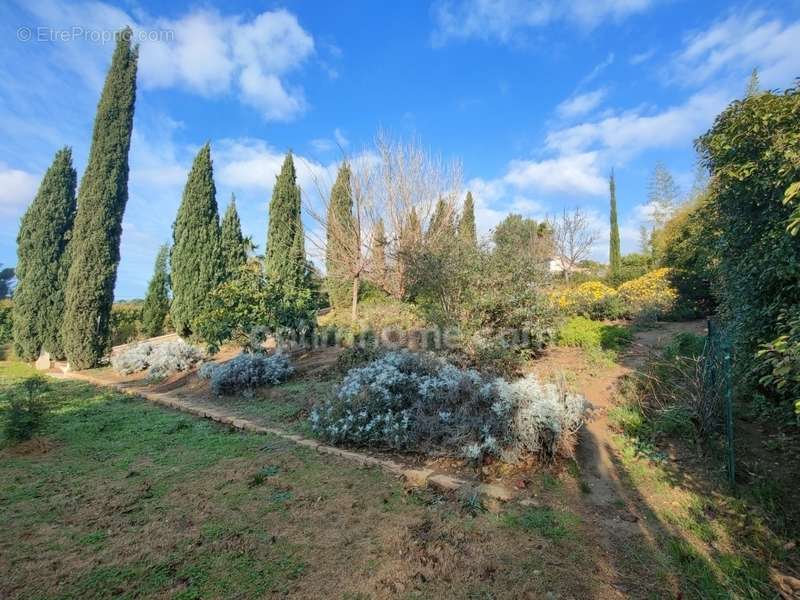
111,340,203,380
199,352,293,396
310,350,586,461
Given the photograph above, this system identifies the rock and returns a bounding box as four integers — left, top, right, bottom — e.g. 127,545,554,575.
520,498,540,507
478,483,513,501
620,513,639,523
403,468,433,488
35,351,51,371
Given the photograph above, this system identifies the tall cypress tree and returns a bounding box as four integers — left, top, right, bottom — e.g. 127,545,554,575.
141,245,170,338
13,147,77,360
220,194,247,279
325,163,356,309
372,218,387,289
428,198,453,241
609,170,622,280
459,191,477,246
62,30,138,369
170,144,224,336
266,152,305,291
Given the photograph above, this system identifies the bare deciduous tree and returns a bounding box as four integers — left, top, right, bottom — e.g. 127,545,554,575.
548,208,599,282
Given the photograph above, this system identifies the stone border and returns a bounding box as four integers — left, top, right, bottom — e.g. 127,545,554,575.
47,370,515,503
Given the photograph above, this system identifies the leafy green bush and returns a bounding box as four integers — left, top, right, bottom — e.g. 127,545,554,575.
3,376,50,442
556,316,632,352
110,302,144,346
696,83,800,401
192,263,317,353
0,300,11,347
334,344,385,374
755,312,800,403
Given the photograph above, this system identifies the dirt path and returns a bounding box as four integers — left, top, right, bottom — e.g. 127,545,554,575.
565,321,707,595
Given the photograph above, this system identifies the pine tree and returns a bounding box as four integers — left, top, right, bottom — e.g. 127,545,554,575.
170,144,224,336
325,163,356,309
459,191,477,246
220,194,247,279
13,147,77,360
62,30,138,369
141,245,170,338
648,162,680,228
745,67,760,97
609,170,622,280
266,152,306,292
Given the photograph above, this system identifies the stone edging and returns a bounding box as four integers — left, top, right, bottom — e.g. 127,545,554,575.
48,370,515,503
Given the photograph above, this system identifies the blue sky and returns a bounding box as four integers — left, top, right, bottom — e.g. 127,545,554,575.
1,0,799,299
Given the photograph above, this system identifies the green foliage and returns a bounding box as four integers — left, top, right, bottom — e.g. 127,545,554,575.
696,83,800,401
12,147,76,360
3,376,50,442
220,195,247,280
653,195,718,317
170,144,224,337
556,317,632,352
62,31,138,369
502,507,579,541
325,163,356,310
266,152,307,295
755,311,800,403
459,191,477,246
613,253,653,284
492,213,551,259
0,301,11,347
110,302,143,346
141,245,171,338
192,263,315,353
0,265,13,299
609,171,622,282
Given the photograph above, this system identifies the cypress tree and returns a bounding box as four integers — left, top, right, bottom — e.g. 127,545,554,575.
609,170,622,280
459,191,477,246
13,147,77,360
372,218,387,289
266,152,305,291
62,30,138,369
325,163,356,309
220,194,247,279
141,245,170,338
170,144,224,336
428,198,453,241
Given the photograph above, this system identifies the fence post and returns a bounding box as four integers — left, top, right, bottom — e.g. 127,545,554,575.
723,350,735,488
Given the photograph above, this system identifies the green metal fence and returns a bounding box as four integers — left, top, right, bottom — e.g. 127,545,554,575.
703,318,735,487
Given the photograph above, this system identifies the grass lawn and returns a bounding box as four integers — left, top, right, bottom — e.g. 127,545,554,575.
0,361,615,600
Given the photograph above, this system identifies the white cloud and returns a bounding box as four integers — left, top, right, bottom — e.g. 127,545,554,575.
431,0,657,45
545,89,730,160
18,2,316,121
556,89,607,119
629,49,655,65
505,152,606,196
0,165,40,216
673,11,800,89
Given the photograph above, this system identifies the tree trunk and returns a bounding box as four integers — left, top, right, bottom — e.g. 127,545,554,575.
351,274,360,322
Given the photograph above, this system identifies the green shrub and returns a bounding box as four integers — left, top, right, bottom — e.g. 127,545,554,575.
334,344,385,374
110,302,143,346
3,376,50,442
696,84,800,402
0,300,11,346
556,316,632,352
662,332,706,360
755,311,800,403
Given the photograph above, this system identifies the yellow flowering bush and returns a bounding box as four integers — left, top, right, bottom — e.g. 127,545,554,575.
550,281,624,319
617,268,677,318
